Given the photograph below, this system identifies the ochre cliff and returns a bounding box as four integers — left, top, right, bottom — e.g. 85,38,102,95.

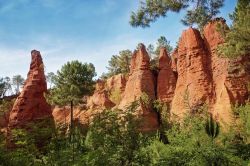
170,19,249,124
86,80,115,110
52,19,248,128
5,19,248,132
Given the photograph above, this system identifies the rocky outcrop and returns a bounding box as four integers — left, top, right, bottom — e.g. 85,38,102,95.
169,19,248,124
203,19,249,123
171,28,212,118
118,44,159,131
52,106,93,127
51,19,248,129
157,48,177,104
106,73,127,93
86,80,115,109
8,50,53,128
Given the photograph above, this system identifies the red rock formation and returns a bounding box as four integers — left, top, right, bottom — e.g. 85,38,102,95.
203,19,249,123
169,19,248,124
52,106,92,127
171,28,212,118
106,73,127,93
119,44,159,131
86,80,115,109
171,48,178,73
8,50,53,128
157,47,177,104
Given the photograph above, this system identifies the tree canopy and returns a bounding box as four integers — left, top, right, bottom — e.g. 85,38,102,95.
0,77,11,98
130,0,224,29
218,0,250,58
104,50,132,78
48,60,96,106
12,75,24,95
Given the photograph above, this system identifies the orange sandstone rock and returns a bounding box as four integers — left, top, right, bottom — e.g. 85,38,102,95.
119,44,159,131
86,80,115,109
157,47,177,104
8,50,53,128
171,28,212,118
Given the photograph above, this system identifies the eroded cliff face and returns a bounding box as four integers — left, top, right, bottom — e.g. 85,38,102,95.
8,19,247,131
86,80,115,110
171,28,212,118
63,19,248,129
8,50,53,128
170,19,249,124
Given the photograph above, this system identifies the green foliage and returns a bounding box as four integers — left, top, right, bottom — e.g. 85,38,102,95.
44,124,88,165
147,36,173,71
218,0,250,58
155,36,173,55
141,113,244,165
0,99,14,116
205,115,220,141
46,72,56,89
48,60,96,106
1,103,250,165
12,75,24,94
233,103,250,143
130,0,224,29
85,102,151,166
109,88,122,104
105,50,132,78
0,77,11,98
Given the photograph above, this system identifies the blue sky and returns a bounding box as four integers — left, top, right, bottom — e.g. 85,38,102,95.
0,0,237,78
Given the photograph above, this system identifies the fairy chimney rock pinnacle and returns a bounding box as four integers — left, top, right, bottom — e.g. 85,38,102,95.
157,47,177,104
171,28,212,118
130,44,150,72
8,50,52,128
119,44,159,131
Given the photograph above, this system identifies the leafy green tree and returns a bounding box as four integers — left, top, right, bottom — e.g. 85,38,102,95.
205,114,220,143
48,60,96,106
130,0,224,29
44,124,88,165
146,36,173,71
12,75,24,94
141,112,244,165
155,36,173,55
106,50,132,77
218,0,250,58
85,101,150,165
0,77,12,98
46,72,56,89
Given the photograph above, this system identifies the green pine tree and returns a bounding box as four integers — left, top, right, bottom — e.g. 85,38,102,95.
130,0,224,29
218,0,250,58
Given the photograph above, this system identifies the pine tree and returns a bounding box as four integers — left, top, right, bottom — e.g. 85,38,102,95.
106,50,132,77
48,60,96,106
130,0,224,30
218,0,250,58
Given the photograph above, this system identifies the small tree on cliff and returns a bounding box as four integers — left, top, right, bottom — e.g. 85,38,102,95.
218,0,250,58
105,50,132,77
130,0,224,30
49,60,96,106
